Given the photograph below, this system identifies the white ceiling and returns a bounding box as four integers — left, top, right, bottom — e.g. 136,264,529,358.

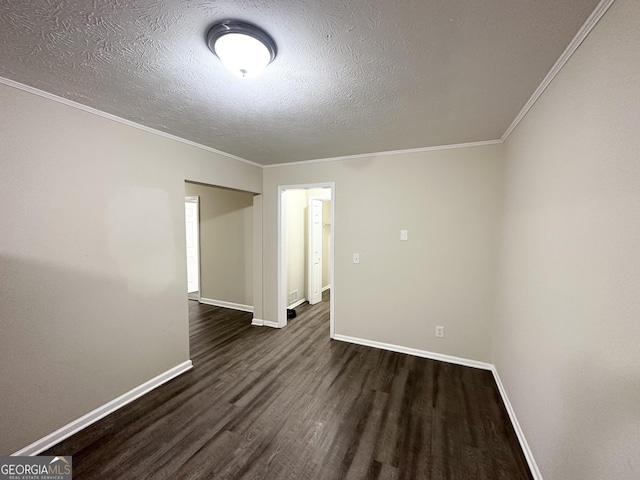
0,0,600,165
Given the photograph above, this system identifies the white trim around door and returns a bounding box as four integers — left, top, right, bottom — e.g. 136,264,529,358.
185,195,201,301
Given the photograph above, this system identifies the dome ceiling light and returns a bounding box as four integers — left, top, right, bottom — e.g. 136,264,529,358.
206,21,277,78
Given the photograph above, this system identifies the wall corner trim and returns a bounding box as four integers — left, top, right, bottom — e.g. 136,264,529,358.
263,320,281,329
12,360,193,456
250,318,281,328
491,366,544,480
501,0,615,141
199,298,254,313
332,334,493,370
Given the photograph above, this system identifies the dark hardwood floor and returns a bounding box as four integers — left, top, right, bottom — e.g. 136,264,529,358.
44,291,532,479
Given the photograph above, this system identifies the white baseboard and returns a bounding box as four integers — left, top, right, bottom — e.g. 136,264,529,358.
322,285,331,292
491,366,543,480
288,298,307,309
251,318,281,328
332,333,540,479
332,334,493,370
200,297,253,313
13,360,193,456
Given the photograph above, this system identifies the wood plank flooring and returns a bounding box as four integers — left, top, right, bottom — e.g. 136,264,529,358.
43,292,532,479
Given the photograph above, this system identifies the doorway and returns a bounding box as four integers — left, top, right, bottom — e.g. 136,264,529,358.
278,183,335,337
185,196,200,300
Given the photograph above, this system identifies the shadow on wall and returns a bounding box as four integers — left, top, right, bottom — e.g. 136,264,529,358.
184,181,254,306
0,254,185,455
553,353,640,479
185,182,253,219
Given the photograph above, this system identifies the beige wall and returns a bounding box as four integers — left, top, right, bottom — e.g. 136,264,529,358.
184,182,254,306
0,83,261,454
263,144,504,362
493,1,640,478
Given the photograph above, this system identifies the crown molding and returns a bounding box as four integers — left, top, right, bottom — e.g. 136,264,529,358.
2,0,614,169
3,74,502,170
0,76,262,168
263,139,503,168
501,0,616,142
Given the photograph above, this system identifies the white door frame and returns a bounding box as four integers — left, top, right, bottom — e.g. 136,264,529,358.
307,196,324,306
278,183,335,338
185,195,201,301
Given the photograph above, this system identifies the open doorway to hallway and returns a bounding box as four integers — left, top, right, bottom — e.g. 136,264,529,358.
184,181,260,359
184,181,255,306
279,184,335,337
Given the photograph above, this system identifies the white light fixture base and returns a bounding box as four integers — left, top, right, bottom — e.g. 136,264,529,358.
207,21,277,78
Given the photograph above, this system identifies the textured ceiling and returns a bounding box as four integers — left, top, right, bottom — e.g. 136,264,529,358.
0,0,600,165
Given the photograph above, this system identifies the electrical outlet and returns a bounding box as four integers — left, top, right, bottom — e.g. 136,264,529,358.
436,326,445,338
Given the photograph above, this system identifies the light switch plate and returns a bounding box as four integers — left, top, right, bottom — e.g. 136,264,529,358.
353,253,360,264
400,230,408,241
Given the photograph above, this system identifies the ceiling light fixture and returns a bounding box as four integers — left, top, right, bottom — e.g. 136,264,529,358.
207,21,277,78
